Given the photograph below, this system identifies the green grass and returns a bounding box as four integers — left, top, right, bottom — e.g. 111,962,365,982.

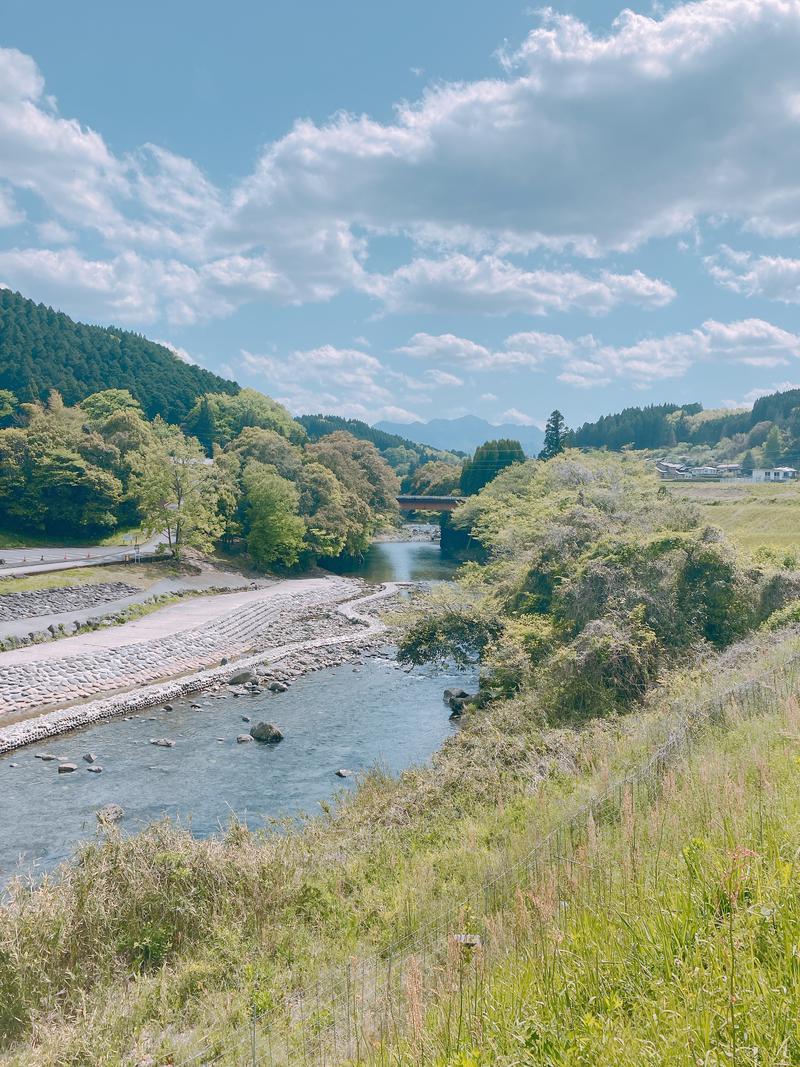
1,627,799,1065
377,685,800,1066
673,481,800,555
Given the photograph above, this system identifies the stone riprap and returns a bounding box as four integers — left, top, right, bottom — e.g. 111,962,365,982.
0,582,403,753
0,577,360,717
0,581,139,621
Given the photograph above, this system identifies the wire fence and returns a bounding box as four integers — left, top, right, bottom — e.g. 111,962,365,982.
177,648,800,1066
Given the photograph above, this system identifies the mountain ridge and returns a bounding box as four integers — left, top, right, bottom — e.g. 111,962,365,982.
375,414,544,456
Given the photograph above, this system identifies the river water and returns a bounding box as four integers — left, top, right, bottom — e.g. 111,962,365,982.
0,538,473,882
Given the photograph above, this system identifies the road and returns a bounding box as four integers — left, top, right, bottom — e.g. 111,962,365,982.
0,534,165,577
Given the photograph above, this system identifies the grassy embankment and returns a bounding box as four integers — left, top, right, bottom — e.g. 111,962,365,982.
1,624,799,1065
372,652,800,1065
676,480,800,555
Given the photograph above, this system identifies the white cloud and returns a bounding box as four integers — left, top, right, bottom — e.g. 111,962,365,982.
707,246,800,304
239,345,426,423
372,254,675,315
0,186,23,227
500,407,537,426
397,317,800,389
4,3,800,338
426,368,465,387
723,381,800,408
156,339,197,365
218,1,800,259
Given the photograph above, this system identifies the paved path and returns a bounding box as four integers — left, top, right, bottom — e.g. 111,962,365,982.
0,576,357,716
0,570,255,640
0,533,164,577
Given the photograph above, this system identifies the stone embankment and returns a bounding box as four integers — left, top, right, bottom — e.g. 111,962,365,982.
0,580,402,754
0,581,139,621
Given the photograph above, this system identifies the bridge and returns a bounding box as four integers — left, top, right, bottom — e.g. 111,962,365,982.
396,495,465,513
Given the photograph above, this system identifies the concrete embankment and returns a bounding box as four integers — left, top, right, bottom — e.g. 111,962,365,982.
0,582,403,754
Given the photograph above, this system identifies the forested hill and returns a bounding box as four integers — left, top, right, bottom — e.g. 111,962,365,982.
296,413,459,474
570,388,800,466
0,289,238,423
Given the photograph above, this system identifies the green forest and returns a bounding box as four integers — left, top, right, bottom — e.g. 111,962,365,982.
0,386,399,569
570,389,800,468
0,289,238,424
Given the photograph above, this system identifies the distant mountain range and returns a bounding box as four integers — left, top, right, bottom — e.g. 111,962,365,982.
374,414,544,456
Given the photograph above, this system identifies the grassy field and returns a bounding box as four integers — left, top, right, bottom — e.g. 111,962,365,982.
1,623,799,1064
672,480,800,556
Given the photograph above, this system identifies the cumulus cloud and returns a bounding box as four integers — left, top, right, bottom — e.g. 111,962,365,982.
4,1,800,352
500,407,538,426
0,185,23,227
397,318,800,389
217,1,800,259
239,345,425,423
371,254,675,315
707,246,800,303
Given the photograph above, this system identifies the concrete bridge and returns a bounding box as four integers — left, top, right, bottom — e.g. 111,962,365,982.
396,495,465,513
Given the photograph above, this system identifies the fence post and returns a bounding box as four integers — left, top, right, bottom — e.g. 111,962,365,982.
251,1002,258,1067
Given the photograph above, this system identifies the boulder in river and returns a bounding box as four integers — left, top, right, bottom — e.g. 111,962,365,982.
250,722,284,744
268,681,289,693
97,804,124,824
58,763,77,774
83,753,98,763
443,688,469,702
335,768,354,778
150,738,175,748
86,766,103,774
228,669,256,686
38,754,57,762
236,734,254,743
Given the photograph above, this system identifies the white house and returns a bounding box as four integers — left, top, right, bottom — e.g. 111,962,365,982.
689,466,720,478
752,467,797,482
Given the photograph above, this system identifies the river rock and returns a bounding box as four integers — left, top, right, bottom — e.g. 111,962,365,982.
58,763,77,773
250,722,284,744
335,768,354,778
228,669,256,686
443,688,469,702
268,681,289,693
38,754,58,761
83,753,98,763
150,738,175,748
236,734,254,743
97,804,124,824
86,766,103,773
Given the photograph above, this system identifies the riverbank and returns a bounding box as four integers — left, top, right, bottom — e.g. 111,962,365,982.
0,580,402,754
1,618,795,1064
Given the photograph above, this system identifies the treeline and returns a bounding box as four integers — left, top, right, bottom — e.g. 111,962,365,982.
0,387,399,569
570,388,800,467
0,289,238,424
296,413,458,483
400,451,800,721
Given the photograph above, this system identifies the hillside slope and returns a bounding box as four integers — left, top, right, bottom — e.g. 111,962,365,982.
0,289,238,424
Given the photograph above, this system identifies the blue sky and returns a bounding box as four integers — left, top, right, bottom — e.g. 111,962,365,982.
1,0,800,430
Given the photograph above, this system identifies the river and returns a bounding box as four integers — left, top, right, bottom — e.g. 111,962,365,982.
0,537,474,882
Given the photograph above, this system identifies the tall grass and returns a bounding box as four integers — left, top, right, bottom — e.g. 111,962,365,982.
366,693,800,1066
